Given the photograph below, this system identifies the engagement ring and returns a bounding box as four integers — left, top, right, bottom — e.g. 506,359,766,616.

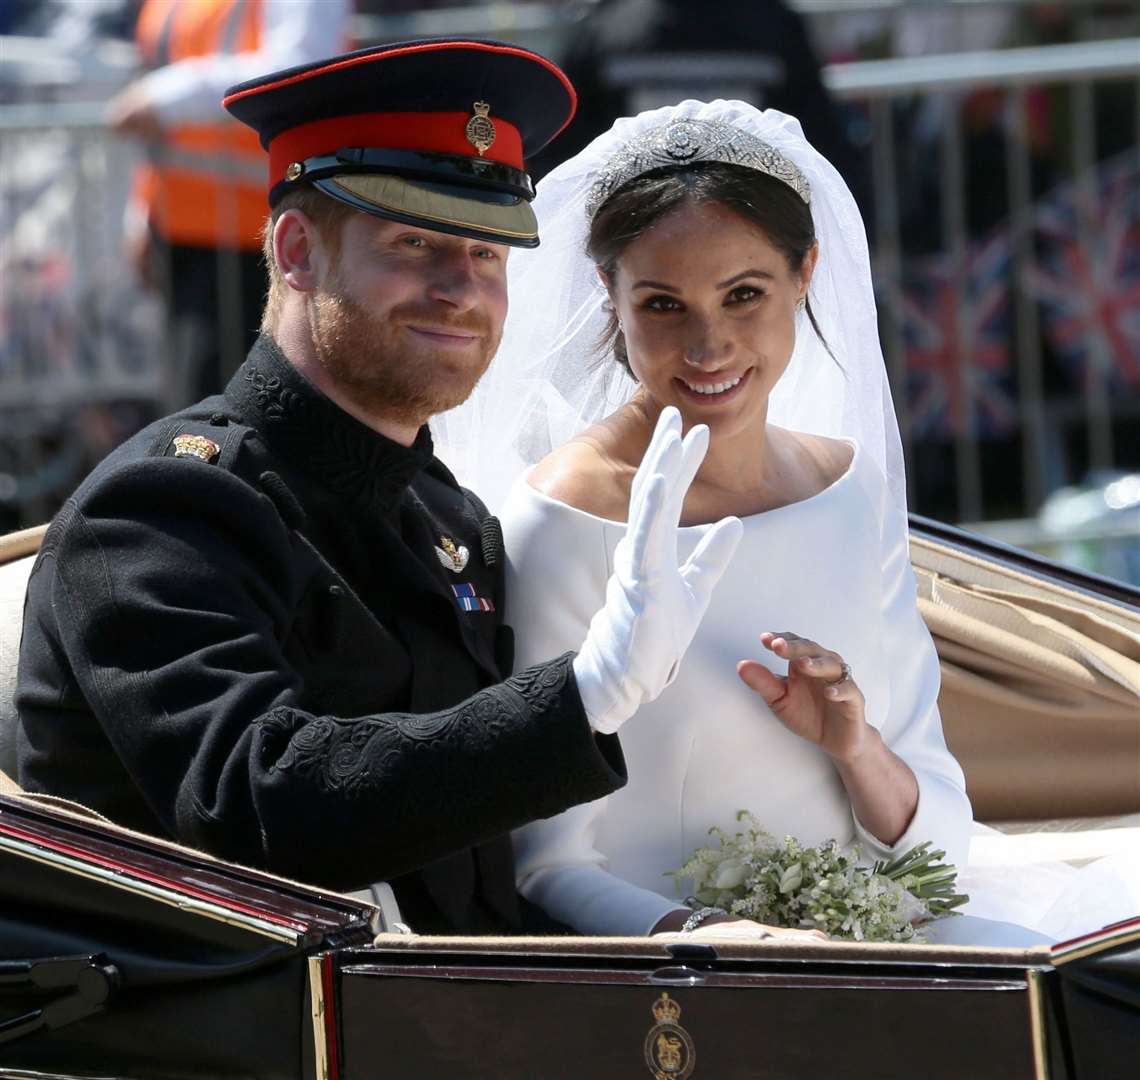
827,661,852,687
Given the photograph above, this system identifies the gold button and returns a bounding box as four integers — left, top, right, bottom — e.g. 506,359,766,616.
285,161,304,181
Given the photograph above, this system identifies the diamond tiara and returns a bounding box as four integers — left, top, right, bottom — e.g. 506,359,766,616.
585,117,812,220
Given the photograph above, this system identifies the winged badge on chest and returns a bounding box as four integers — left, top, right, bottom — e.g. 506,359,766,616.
434,535,470,573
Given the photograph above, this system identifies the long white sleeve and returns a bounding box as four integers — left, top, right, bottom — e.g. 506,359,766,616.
502,479,684,935
140,0,351,126
850,477,973,869
516,815,682,937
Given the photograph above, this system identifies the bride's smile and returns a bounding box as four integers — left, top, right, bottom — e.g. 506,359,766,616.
675,367,751,402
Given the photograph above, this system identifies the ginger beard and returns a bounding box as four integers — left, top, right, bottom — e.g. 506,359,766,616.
309,282,501,427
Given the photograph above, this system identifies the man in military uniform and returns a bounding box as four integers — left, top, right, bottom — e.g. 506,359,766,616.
15,40,741,932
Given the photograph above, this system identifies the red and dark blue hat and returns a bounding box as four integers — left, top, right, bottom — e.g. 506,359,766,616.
222,38,576,249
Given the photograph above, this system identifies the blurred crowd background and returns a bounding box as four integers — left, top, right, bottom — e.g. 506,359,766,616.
1,0,1138,583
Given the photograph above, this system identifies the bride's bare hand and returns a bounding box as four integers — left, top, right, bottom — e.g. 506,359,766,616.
687,918,827,941
737,631,869,764
652,910,827,940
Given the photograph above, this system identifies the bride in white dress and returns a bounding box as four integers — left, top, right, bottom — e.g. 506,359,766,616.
433,100,1136,945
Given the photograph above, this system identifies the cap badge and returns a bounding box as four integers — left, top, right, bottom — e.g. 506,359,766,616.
172,434,221,463
465,101,496,157
285,161,305,181
435,536,470,573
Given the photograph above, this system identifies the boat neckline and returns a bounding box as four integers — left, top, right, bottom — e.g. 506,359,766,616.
520,437,860,529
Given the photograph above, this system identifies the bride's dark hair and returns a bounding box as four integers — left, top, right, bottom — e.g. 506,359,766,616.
587,161,830,373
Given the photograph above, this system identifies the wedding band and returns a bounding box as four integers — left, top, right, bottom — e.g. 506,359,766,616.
827,661,851,687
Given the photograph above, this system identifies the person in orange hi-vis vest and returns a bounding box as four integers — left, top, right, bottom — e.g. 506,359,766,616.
106,0,352,403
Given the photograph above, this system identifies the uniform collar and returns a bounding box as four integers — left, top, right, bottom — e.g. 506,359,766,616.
226,334,435,511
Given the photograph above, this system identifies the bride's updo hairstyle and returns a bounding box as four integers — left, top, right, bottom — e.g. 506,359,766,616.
587,161,828,374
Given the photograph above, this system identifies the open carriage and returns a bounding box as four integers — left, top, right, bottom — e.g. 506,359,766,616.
1,517,1137,1079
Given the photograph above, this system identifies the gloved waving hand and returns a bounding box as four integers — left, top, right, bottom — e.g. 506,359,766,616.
573,407,743,734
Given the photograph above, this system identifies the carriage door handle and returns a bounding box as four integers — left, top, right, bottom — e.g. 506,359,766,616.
0,954,120,1045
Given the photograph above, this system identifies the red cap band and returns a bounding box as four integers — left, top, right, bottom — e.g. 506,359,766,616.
268,111,524,190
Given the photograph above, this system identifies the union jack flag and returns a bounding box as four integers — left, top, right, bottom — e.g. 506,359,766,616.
890,232,1017,439
1027,154,1140,390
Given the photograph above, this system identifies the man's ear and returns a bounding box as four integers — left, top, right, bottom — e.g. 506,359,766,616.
273,209,322,293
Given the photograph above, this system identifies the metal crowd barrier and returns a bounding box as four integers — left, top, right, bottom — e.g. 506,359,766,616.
826,37,1140,521
0,90,171,526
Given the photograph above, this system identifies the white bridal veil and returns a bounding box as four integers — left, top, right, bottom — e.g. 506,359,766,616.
433,99,907,515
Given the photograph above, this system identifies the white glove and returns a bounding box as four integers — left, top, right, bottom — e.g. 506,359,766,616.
573,407,743,734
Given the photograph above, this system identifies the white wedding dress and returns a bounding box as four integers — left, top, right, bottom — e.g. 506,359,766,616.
504,443,1138,946
508,440,970,934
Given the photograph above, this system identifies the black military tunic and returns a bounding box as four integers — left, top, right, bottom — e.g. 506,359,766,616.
16,335,625,932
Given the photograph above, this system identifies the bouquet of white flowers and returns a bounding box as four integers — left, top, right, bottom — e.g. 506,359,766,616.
670,811,967,943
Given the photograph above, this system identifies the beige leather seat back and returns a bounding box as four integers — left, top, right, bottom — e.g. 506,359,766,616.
911,534,1140,822
0,526,47,785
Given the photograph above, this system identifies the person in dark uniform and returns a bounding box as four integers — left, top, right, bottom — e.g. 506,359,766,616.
15,40,742,933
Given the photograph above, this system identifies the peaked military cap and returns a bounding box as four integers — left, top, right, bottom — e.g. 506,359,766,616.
222,38,576,248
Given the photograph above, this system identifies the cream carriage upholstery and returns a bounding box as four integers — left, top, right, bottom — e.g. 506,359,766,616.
909,534,1140,822
0,526,45,786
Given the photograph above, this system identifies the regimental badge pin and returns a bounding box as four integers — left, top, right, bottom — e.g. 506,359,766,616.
465,101,496,156
172,434,220,463
643,993,695,1080
435,535,470,573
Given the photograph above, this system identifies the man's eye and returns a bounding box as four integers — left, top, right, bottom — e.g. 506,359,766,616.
473,247,499,260
402,235,428,248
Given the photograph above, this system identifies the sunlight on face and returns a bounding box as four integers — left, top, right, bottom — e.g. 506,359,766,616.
610,199,814,441
312,214,509,427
